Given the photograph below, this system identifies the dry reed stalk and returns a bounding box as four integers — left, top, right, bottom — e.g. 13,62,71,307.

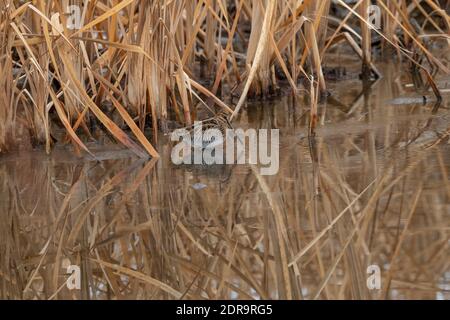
308,75,318,136
230,0,277,121
303,0,327,93
360,0,372,76
245,0,276,97
0,5,14,152
204,0,219,76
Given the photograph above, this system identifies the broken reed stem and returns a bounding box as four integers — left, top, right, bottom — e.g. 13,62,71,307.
309,75,318,137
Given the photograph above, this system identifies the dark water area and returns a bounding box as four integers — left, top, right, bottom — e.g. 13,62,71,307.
0,64,449,300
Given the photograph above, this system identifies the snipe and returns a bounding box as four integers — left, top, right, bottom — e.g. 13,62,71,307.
185,111,233,150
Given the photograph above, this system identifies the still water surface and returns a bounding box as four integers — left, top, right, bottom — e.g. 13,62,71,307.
0,65,449,300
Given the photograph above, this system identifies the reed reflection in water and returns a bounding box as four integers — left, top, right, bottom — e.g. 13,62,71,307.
0,67,449,300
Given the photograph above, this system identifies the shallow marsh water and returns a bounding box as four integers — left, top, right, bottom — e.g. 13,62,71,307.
0,65,449,300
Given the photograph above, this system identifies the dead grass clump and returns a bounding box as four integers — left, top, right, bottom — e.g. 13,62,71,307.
0,0,448,155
